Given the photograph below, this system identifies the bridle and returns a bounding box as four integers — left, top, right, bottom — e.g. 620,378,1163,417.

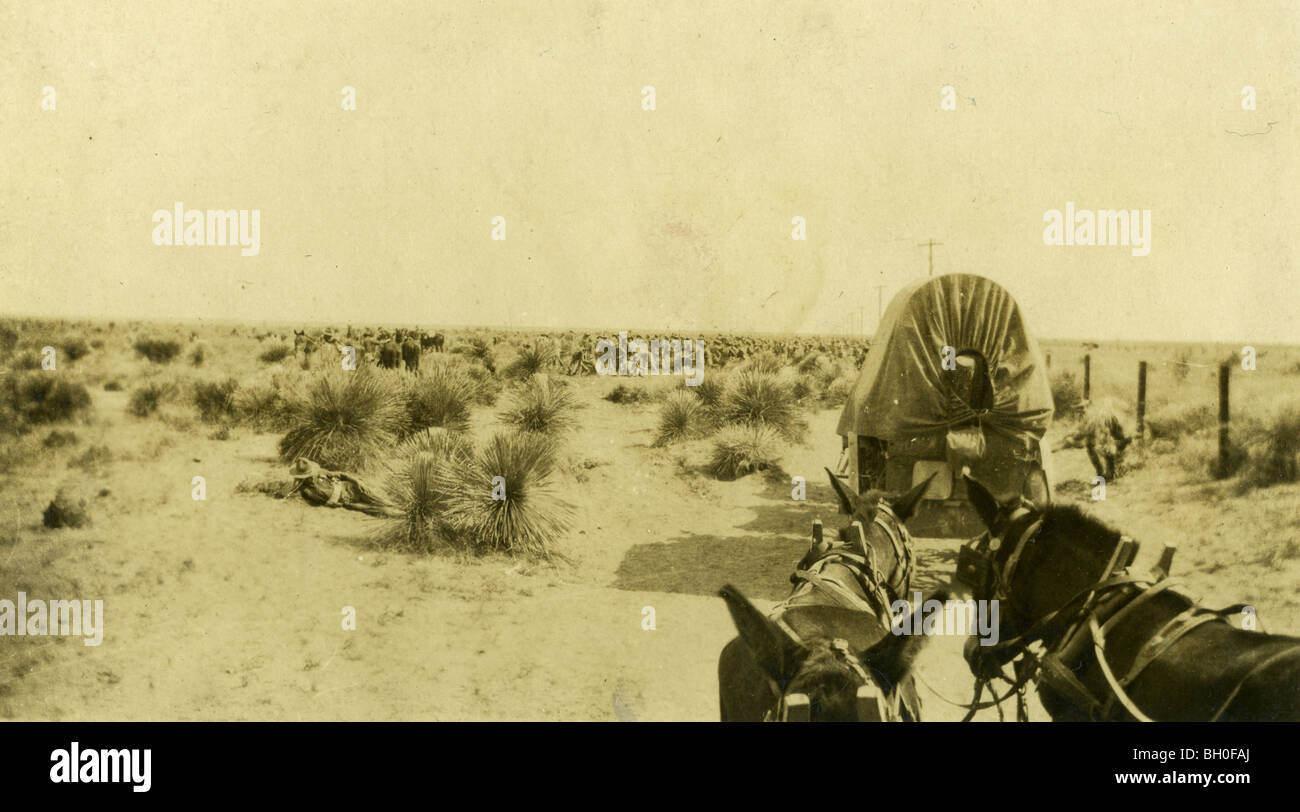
763,621,905,723
953,502,1300,722
762,505,918,722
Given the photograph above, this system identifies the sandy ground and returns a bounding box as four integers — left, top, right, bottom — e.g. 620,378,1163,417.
3,375,1298,721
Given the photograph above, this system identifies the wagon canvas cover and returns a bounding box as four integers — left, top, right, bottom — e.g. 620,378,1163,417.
836,273,1053,456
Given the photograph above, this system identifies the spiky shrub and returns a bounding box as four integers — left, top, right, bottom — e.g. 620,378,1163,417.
371,429,473,553
259,341,293,363
1050,371,1084,418
133,337,182,364
437,431,572,558
0,325,18,352
500,375,576,436
744,350,785,375
655,391,704,446
1241,409,1300,489
693,374,727,409
404,361,475,434
504,342,558,381
709,423,783,480
717,370,807,441
193,377,239,423
277,369,406,471
2,372,92,428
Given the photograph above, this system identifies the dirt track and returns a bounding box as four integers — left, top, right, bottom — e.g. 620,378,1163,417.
4,376,1298,721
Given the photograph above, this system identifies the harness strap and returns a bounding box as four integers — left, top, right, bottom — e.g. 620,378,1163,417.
1096,577,1186,639
999,510,1040,589
792,567,889,618
1117,608,1223,689
871,503,913,596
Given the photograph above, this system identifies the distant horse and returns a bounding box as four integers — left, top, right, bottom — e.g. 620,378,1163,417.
960,475,1300,721
401,337,421,373
377,335,401,370
421,332,444,353
717,473,940,721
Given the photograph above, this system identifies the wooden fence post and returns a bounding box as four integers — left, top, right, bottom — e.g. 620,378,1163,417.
1137,361,1147,441
1218,363,1231,475
1083,354,1091,401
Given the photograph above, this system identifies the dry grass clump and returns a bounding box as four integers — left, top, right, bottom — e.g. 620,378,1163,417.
1,371,92,429
133,337,182,363
709,423,783,480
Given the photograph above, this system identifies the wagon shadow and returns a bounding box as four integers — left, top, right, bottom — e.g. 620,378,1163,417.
612,476,964,602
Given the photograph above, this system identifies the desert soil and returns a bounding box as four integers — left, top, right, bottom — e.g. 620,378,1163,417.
3,377,1298,721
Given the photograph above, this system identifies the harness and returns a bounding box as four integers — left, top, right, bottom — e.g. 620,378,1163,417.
761,508,920,721
955,507,1300,721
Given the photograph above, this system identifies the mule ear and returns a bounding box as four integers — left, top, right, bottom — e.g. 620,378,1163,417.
861,590,949,688
825,467,859,516
718,584,805,683
962,474,1007,533
891,472,937,523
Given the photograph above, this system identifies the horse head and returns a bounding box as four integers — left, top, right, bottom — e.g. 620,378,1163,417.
718,584,941,721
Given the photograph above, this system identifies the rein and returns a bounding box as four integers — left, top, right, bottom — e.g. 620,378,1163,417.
963,509,1300,721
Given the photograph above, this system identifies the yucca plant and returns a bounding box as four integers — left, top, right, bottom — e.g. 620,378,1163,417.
654,391,704,446
499,374,577,436
371,429,473,553
277,369,406,471
709,423,783,480
437,431,572,559
717,370,807,441
503,341,558,381
404,360,476,434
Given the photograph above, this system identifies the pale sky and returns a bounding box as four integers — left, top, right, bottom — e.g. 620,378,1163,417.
2,1,1297,343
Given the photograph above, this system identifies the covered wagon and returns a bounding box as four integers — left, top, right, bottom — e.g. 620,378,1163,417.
831,273,1055,538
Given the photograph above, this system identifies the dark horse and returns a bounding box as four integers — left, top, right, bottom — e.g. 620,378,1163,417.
960,475,1300,721
717,472,944,721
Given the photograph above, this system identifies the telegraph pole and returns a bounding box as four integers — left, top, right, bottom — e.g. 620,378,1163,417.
917,239,944,276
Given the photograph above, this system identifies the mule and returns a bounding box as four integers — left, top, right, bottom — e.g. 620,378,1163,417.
960,474,1300,721
717,473,942,721
377,339,401,369
401,338,421,373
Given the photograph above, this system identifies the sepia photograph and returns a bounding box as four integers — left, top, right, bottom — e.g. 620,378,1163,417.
2,1,1297,777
